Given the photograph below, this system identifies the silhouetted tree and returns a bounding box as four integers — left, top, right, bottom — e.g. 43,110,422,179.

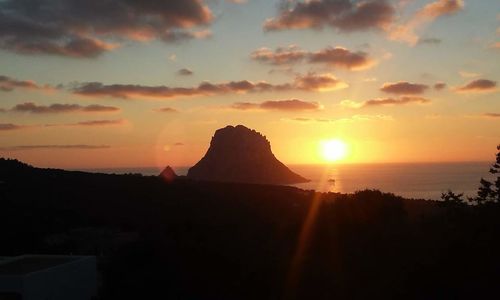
471,144,500,205
440,190,465,206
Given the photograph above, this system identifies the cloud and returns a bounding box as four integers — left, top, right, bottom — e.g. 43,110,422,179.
380,81,429,95
0,75,51,92
389,0,464,45
290,117,317,122
0,144,110,151
1,119,125,132
293,73,348,91
418,37,442,45
0,0,213,58
83,105,120,113
459,71,481,78
251,45,373,70
417,0,464,19
250,46,307,65
232,99,322,112
340,99,363,108
231,102,260,110
7,102,119,113
285,114,393,123
483,113,500,118
337,114,394,122
363,96,431,107
3,37,119,58
434,82,447,90
161,29,212,42
177,68,194,76
71,73,347,99
71,119,125,127
44,119,126,127
309,47,373,69
264,0,395,32
163,142,185,152
456,79,497,93
72,81,286,99
154,107,178,113
0,123,25,131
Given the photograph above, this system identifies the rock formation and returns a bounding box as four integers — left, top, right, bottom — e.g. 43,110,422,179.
187,125,308,184
159,166,177,183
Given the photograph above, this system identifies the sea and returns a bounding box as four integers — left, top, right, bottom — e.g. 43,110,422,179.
80,162,494,200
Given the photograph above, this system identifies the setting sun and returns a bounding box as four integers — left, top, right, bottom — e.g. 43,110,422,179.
321,139,348,162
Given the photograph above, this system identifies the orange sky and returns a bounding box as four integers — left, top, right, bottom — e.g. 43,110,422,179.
0,0,498,168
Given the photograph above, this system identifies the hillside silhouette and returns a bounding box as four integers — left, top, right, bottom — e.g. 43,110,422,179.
1,157,500,299
187,125,308,184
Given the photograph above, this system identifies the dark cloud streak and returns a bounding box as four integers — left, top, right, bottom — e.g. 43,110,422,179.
8,102,119,113
251,46,373,70
250,46,307,65
177,68,194,76
380,81,429,95
68,119,125,127
72,73,346,99
309,47,372,69
457,79,497,93
363,96,430,107
0,144,110,151
483,113,500,118
232,99,322,112
154,107,178,113
434,82,447,90
0,75,50,92
0,119,125,131
0,123,25,131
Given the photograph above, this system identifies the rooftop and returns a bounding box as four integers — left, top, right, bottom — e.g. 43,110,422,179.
0,255,83,276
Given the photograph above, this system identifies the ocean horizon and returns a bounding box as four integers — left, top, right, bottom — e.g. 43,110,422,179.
77,161,493,200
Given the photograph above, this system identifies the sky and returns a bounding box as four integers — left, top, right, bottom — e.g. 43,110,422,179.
0,0,498,168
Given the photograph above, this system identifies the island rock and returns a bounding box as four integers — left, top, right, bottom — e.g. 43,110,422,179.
187,125,308,184
159,166,177,183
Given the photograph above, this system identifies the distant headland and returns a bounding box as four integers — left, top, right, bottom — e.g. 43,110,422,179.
187,125,309,184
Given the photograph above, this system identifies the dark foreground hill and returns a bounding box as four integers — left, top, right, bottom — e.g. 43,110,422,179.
1,158,500,299
187,125,308,184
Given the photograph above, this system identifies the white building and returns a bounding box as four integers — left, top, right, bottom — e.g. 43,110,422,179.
0,255,97,300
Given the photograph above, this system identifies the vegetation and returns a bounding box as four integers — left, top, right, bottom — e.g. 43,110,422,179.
475,144,500,204
1,154,500,299
441,144,500,206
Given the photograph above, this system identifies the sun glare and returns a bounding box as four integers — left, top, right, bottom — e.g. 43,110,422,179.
321,139,348,162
